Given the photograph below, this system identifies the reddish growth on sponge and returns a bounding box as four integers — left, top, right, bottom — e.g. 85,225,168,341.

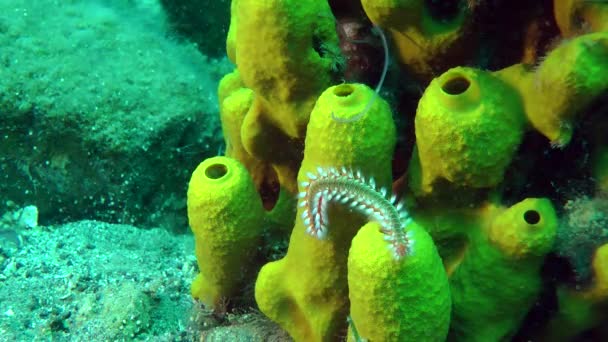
298,166,413,260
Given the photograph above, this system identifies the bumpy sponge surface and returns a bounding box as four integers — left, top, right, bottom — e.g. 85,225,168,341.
187,156,265,309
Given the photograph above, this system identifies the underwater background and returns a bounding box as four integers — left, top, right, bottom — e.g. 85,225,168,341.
0,0,607,341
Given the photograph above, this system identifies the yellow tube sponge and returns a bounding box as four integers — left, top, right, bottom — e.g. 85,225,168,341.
187,156,265,309
254,83,396,341
225,0,239,64
235,0,337,139
347,221,451,341
554,0,608,37
409,67,526,198
361,0,478,81
584,243,608,303
218,70,269,189
449,198,557,341
524,32,608,146
218,70,252,162
231,0,339,193
541,243,608,340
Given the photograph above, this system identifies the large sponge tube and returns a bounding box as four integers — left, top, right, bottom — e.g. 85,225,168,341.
187,156,266,309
